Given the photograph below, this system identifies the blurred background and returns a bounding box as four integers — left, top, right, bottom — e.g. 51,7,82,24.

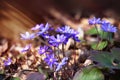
0,0,120,40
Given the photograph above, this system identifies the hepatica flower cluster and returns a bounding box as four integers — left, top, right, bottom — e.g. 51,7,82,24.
88,17,117,33
19,18,117,72
20,23,80,72
2,17,118,80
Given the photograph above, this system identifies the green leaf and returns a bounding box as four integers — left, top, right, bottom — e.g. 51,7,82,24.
111,48,120,59
100,31,107,39
10,77,20,80
91,41,108,50
90,51,120,69
86,27,100,35
111,48,120,66
86,27,113,43
91,52,114,68
73,67,104,80
99,31,113,42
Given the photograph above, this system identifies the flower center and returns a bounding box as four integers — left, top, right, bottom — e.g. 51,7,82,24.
107,28,110,31
41,49,45,53
50,59,53,62
57,39,61,42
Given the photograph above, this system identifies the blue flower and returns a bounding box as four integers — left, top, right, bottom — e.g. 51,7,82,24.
56,26,78,35
4,58,12,66
49,34,67,46
56,57,68,71
41,33,50,39
20,32,35,40
37,23,50,35
44,54,57,69
88,17,101,25
101,23,117,33
56,26,71,33
38,46,52,55
66,29,80,41
21,44,31,52
72,36,80,42
56,26,80,42
101,20,110,24
31,24,44,30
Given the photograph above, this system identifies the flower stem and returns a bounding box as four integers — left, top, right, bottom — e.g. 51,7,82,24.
62,44,65,57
